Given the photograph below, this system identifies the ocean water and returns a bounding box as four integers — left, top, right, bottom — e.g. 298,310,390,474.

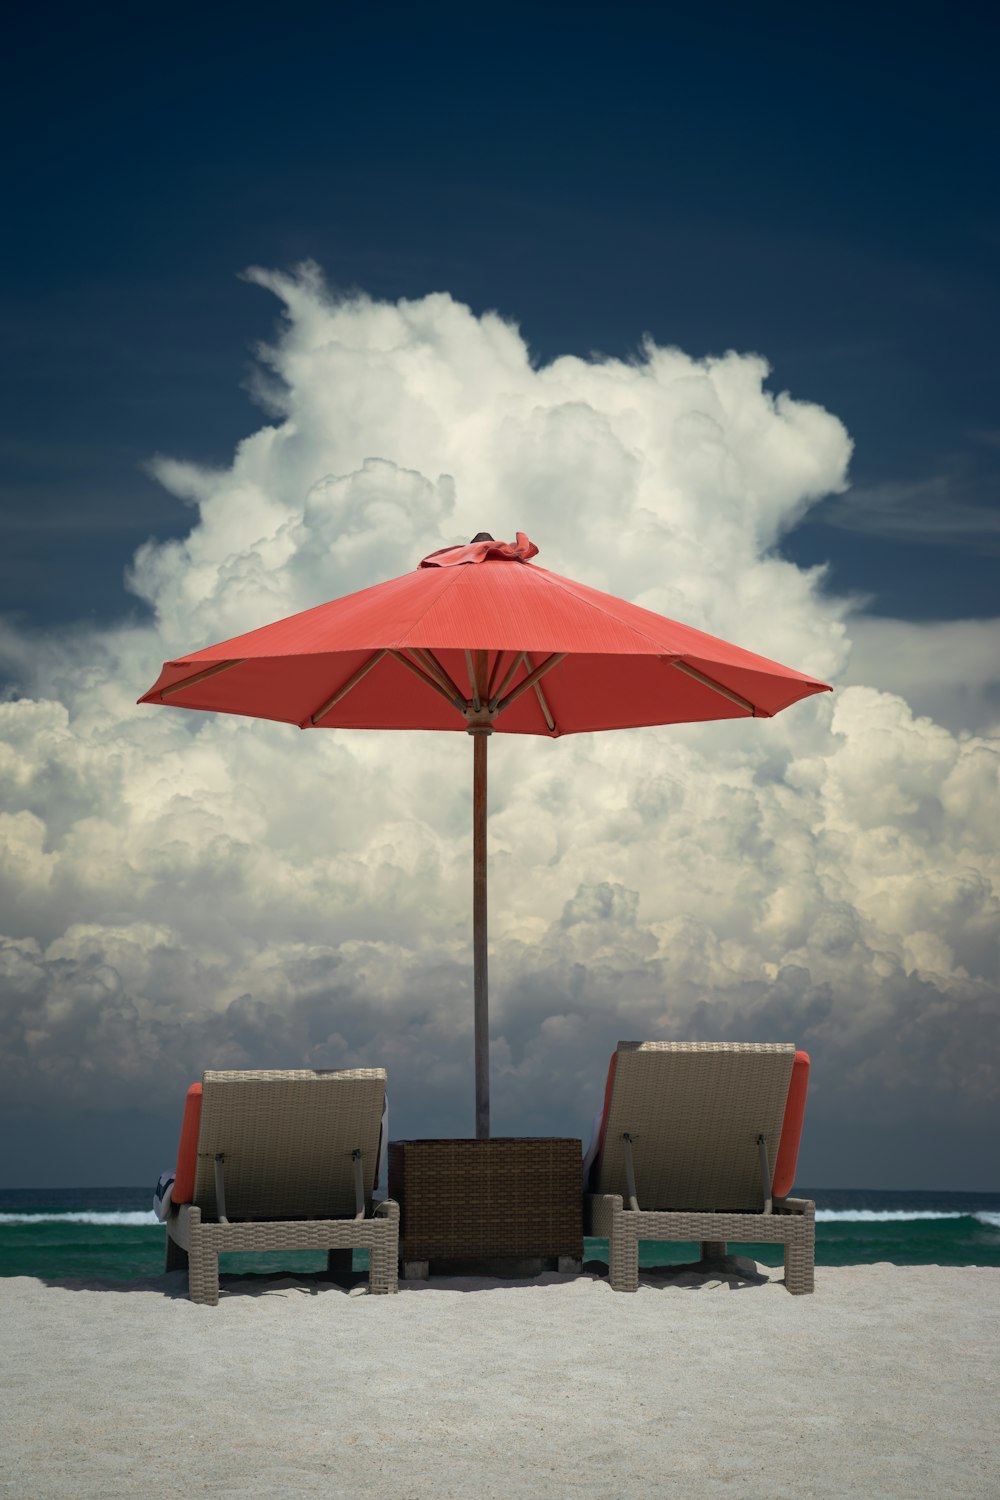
1,1185,998,1281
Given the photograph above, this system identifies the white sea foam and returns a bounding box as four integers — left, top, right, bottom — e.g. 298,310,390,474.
815,1209,991,1225
2,1208,996,1231
0,1211,160,1227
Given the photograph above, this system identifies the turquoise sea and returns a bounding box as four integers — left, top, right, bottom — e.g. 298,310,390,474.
1,1185,998,1281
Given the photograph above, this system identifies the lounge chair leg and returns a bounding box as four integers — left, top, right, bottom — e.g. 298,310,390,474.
701,1240,727,1262
165,1234,188,1273
608,1213,639,1293
188,1242,220,1306
784,1237,815,1295
369,1239,398,1295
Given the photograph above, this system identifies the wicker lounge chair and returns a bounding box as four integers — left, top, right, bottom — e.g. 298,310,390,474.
584,1042,815,1294
164,1068,399,1305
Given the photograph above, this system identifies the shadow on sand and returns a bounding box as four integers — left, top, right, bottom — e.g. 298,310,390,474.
37,1254,781,1300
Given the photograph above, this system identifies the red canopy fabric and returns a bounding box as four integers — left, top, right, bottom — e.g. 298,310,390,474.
139,534,830,734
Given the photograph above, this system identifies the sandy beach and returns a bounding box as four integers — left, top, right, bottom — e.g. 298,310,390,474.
2,1263,998,1499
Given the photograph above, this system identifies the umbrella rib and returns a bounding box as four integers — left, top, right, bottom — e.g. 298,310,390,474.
410,648,465,705
488,652,524,708
159,659,245,699
309,650,388,724
465,650,481,712
391,650,468,714
534,679,557,733
670,659,761,717
493,653,567,717
486,651,507,701
522,652,558,734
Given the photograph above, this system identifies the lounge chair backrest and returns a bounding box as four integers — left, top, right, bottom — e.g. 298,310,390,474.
593,1042,795,1211
192,1068,386,1220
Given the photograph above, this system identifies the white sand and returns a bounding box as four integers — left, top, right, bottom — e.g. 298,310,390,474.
2,1263,998,1499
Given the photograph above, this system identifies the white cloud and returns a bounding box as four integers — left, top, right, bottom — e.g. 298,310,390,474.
843,615,1000,734
1,266,997,1180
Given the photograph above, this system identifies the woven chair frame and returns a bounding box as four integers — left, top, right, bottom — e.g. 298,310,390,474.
588,1042,815,1294
586,1193,815,1293
164,1068,398,1304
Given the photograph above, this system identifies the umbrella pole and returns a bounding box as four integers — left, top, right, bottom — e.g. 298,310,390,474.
472,728,490,1139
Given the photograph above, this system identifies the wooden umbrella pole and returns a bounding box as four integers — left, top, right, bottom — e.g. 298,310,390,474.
472,727,490,1139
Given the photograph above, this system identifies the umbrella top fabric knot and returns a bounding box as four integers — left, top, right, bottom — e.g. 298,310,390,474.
418,532,539,569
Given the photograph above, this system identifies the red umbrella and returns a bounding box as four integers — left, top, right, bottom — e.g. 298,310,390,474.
139,532,830,1137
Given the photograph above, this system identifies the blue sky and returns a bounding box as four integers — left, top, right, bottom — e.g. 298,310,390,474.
0,4,997,1190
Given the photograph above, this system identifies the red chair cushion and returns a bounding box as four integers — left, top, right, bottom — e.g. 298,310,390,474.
595,1051,618,1166
171,1083,202,1205
771,1050,809,1198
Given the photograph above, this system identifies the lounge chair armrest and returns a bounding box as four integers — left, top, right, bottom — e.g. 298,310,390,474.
373,1197,399,1221
165,1202,198,1250
774,1197,814,1215
584,1192,623,1238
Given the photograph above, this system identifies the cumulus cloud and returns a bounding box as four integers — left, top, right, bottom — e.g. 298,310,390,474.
843,615,1000,735
1,265,997,1184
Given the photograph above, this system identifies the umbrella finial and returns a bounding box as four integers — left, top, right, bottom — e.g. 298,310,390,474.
470,532,495,543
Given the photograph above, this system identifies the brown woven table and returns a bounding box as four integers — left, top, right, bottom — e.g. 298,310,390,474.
388,1137,583,1278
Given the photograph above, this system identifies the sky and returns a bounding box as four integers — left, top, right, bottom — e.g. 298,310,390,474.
1,3,997,1190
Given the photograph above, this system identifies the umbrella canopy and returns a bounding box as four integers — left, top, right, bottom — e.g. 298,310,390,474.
140,532,827,733
140,533,830,1135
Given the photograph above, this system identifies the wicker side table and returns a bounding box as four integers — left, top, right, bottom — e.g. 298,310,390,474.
388,1137,583,1278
